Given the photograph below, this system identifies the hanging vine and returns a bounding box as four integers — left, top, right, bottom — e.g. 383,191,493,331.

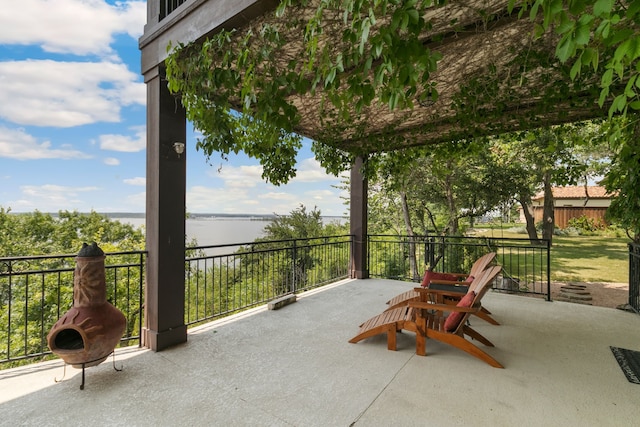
165,0,448,184
164,0,628,184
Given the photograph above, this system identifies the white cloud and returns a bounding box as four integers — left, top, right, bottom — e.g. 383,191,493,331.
125,191,145,210
259,192,297,201
104,157,120,166
0,60,145,127
187,185,251,213
0,0,146,57
307,189,338,201
99,126,146,152
22,184,99,195
124,177,145,186
291,158,346,182
212,164,264,188
0,126,91,160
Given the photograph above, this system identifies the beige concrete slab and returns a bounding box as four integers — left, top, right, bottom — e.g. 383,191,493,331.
1,278,639,426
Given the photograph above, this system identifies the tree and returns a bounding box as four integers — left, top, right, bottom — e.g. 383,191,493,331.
364,140,517,277
0,209,145,257
370,141,514,235
600,116,640,242
517,0,640,118
244,205,325,291
260,204,324,241
0,210,146,367
489,122,609,244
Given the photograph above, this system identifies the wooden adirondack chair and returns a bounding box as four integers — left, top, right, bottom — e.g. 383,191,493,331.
410,265,504,368
349,265,503,367
385,252,499,325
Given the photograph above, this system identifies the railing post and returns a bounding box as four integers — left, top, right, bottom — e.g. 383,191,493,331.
138,252,145,347
546,238,551,301
291,240,297,293
629,243,640,312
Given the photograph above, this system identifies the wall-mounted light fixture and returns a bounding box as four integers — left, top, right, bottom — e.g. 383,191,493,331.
173,142,185,156
162,141,186,161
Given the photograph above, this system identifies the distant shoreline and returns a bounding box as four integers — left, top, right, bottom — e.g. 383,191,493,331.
109,213,347,220
12,212,347,221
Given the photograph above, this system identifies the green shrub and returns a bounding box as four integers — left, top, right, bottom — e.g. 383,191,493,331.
567,215,606,234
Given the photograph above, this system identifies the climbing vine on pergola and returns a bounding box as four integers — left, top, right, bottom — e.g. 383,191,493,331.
165,0,640,184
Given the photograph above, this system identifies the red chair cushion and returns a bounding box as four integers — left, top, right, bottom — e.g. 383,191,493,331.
421,270,460,287
444,291,476,332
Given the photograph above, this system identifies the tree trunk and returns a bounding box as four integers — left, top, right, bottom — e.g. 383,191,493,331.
518,196,540,244
400,191,419,280
542,171,554,245
445,174,459,235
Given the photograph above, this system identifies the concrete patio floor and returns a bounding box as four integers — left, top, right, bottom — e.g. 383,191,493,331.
1,278,639,426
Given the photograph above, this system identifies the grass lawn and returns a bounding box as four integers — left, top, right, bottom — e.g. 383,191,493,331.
476,228,629,283
551,235,628,283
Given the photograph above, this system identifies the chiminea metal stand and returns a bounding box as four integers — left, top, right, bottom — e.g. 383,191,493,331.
47,243,127,390
55,352,123,390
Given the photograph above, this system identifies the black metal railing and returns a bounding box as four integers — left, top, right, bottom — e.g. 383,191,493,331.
159,0,187,20
0,251,146,366
629,243,640,313
0,232,580,368
184,235,352,326
368,234,551,300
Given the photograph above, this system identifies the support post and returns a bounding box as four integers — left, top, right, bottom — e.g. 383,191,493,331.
350,156,369,279
143,66,188,351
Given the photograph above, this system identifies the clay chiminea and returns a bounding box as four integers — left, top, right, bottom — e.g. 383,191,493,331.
47,243,126,368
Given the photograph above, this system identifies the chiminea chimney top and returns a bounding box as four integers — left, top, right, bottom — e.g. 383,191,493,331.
78,242,104,257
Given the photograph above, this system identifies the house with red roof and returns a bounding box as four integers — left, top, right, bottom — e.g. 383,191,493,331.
529,186,612,229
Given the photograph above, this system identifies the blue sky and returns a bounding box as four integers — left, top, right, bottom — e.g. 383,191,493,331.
0,0,348,216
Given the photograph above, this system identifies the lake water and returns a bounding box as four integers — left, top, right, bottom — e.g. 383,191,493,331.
115,217,269,247
115,215,346,254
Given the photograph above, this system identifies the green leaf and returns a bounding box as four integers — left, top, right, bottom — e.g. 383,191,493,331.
625,75,637,97
593,0,614,17
610,28,633,45
595,20,611,39
391,9,401,31
583,47,600,71
556,35,574,62
569,0,587,15
407,8,420,25
628,37,640,61
611,93,627,113
614,61,625,79
556,18,574,35
614,39,631,63
598,86,609,107
401,11,410,30
359,18,371,55
388,91,399,110
575,23,591,46
363,55,373,74
627,1,640,18
601,68,614,87
549,0,563,15
530,1,541,23
570,57,582,80
373,40,383,58
577,13,594,27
